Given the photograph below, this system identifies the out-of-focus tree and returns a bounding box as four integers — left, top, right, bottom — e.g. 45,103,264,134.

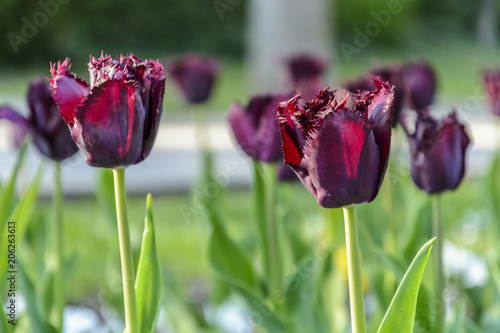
246,0,333,93
476,0,497,46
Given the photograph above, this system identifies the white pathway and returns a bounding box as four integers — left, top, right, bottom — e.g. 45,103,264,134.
0,108,498,197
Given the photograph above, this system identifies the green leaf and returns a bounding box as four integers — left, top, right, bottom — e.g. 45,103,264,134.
446,300,465,333
135,194,163,333
487,151,500,223
9,162,45,241
207,205,262,297
206,206,284,332
0,142,28,333
18,259,58,333
377,238,436,333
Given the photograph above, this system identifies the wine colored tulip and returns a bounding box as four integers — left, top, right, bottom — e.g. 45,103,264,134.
168,53,218,105
0,78,78,161
482,69,500,117
277,77,394,208
49,54,166,168
286,54,326,101
229,93,292,163
402,110,471,194
402,61,437,111
344,66,403,127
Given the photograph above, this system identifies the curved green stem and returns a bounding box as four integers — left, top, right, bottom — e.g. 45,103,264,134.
343,206,366,333
113,168,139,333
51,162,63,331
432,195,444,333
264,164,282,298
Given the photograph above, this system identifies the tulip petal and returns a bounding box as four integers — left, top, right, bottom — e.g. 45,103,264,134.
277,96,305,166
366,82,394,201
49,59,90,126
73,80,145,168
140,65,166,161
304,110,380,208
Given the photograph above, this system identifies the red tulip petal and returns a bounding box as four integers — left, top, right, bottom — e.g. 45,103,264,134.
277,96,304,166
49,59,90,126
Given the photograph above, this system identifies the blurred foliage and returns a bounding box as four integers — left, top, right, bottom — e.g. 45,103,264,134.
0,0,498,70
0,0,246,68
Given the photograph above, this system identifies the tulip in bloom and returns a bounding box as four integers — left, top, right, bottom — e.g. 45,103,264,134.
402,61,437,111
0,78,78,161
49,54,166,168
168,53,219,105
482,69,500,117
277,78,394,208
229,93,292,163
402,110,471,194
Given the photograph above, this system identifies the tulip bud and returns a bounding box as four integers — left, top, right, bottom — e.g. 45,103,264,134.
403,110,471,194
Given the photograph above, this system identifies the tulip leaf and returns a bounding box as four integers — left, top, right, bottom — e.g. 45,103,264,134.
487,151,500,223
284,257,329,333
9,162,45,241
377,237,436,333
135,194,163,333
206,206,284,332
0,142,28,333
446,300,465,333
17,259,58,333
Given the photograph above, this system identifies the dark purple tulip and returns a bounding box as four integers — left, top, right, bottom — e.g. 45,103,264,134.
482,69,500,116
229,93,292,163
402,61,437,111
49,54,166,168
168,53,218,105
287,54,326,83
0,78,78,161
286,54,326,102
277,77,394,208
344,66,404,128
402,110,471,194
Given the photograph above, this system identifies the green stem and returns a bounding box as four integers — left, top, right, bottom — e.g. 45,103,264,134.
51,162,63,331
191,105,214,204
432,195,444,333
113,168,139,333
264,163,282,299
342,206,366,333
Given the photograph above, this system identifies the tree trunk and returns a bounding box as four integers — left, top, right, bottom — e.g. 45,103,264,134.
477,0,497,46
246,0,333,94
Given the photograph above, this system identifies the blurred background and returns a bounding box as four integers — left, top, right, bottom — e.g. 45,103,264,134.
1,0,500,332
0,0,499,193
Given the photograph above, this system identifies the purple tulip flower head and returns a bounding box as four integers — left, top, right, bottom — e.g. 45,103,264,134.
402,61,437,111
277,77,394,208
168,53,219,105
0,77,78,161
49,53,166,169
344,66,404,128
229,93,292,163
482,69,500,117
286,54,326,101
401,110,471,194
